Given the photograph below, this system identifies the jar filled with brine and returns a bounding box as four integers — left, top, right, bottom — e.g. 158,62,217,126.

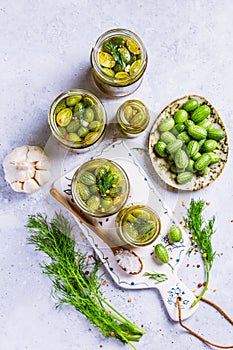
116,99,150,137
91,29,148,97
48,89,107,153
71,158,130,217
116,204,161,247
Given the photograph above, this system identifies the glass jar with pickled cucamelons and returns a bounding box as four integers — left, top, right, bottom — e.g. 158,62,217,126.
116,99,150,137
48,89,107,153
91,29,148,97
71,158,130,217
116,204,161,247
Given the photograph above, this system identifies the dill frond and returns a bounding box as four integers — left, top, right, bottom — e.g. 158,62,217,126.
185,199,217,307
26,212,145,348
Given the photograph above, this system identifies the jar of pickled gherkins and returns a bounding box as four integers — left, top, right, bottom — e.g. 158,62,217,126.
48,89,107,153
71,158,130,217
116,100,150,137
116,204,161,247
91,29,148,97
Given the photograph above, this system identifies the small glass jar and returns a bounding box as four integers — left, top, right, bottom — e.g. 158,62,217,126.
48,89,107,153
116,99,150,137
91,28,148,97
116,204,161,247
71,158,130,217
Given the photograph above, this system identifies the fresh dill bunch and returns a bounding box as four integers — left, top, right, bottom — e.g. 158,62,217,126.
143,272,168,284
26,212,145,349
184,199,217,307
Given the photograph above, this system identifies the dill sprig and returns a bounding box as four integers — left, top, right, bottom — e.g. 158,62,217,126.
143,272,168,284
184,199,217,307
96,167,116,198
104,41,125,68
26,213,145,349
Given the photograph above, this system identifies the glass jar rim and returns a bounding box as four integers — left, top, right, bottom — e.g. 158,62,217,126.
48,89,107,149
71,158,130,217
91,28,148,86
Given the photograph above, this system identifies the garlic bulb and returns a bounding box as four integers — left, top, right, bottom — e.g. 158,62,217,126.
3,145,50,193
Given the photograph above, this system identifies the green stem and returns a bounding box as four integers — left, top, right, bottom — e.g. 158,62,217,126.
100,297,146,335
60,258,144,343
168,262,174,271
128,342,137,350
191,265,210,307
68,257,143,336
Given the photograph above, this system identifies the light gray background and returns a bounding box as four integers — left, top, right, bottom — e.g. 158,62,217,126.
1,1,233,349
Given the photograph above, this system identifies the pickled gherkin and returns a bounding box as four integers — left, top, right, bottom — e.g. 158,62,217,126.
55,99,67,114
86,196,100,211
66,95,82,106
101,197,113,209
66,120,80,132
89,121,101,131
78,126,89,138
69,133,81,142
84,108,95,122
79,171,96,186
77,183,90,201
131,209,151,221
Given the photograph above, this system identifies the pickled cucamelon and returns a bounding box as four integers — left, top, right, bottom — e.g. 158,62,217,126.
98,36,142,79
117,100,150,136
117,205,161,246
73,159,129,216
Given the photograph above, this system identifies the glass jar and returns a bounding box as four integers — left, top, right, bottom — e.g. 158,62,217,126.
71,158,130,217
48,89,107,153
91,28,148,97
116,204,161,247
116,99,150,137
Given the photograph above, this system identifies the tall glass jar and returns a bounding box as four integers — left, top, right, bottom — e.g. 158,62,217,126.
91,29,148,97
48,89,107,153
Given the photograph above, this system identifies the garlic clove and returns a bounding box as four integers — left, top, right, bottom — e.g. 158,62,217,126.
3,163,19,183
11,182,24,192
3,163,35,182
16,167,35,182
23,179,40,193
27,146,45,162
36,157,50,170
34,170,50,185
4,146,28,164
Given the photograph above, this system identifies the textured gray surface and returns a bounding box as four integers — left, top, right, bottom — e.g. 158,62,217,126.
1,1,233,349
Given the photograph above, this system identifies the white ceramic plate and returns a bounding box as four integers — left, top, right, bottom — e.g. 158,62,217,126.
148,94,228,191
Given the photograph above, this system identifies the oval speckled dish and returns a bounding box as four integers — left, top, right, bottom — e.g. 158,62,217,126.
148,94,229,191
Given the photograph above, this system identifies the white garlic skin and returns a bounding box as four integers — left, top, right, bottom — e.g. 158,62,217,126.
3,145,50,193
